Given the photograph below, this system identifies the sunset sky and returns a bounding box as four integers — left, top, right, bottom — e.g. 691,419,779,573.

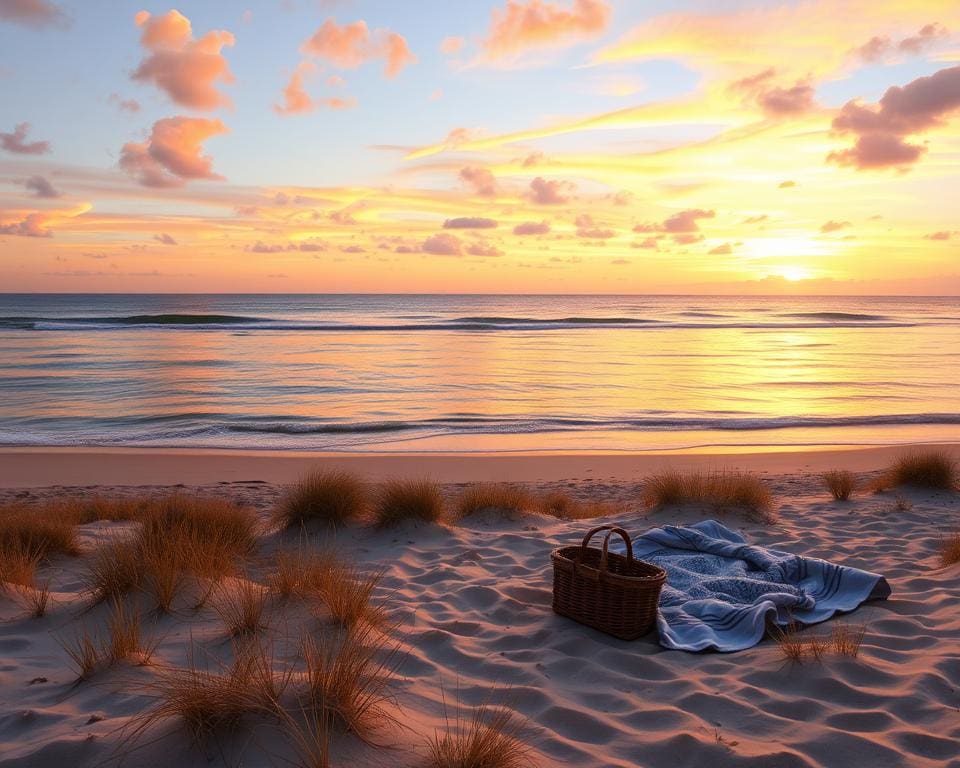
1,0,958,293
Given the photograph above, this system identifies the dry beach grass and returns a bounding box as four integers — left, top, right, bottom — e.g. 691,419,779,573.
0,459,958,767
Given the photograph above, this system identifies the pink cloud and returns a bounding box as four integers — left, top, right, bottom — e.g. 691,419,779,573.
631,237,658,249
23,175,59,198
440,36,465,55
924,230,952,241
275,62,317,115
820,219,852,233
528,176,573,204
577,226,615,238
899,23,949,55
328,209,358,225
522,151,545,167
0,211,52,237
0,122,50,154
513,220,551,235
443,217,498,229
574,212,614,238
828,65,960,170
120,116,228,188
302,18,416,78
708,243,733,255
422,232,462,255
779,180,796,188
467,243,504,257
731,69,815,116
483,0,611,59
109,93,141,113
854,23,948,62
459,166,497,197
634,208,715,234
0,0,63,28
153,233,177,245
855,36,891,63
132,10,235,111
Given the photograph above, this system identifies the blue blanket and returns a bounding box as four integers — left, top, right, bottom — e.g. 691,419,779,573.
614,520,891,652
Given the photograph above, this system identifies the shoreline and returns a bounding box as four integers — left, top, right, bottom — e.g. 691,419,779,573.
2,443,958,488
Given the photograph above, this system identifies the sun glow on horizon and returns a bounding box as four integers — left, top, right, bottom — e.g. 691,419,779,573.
1,1,959,294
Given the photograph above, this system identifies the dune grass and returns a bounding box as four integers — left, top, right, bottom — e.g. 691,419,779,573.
317,560,387,628
456,483,533,518
269,546,337,599
426,696,533,768
298,623,400,740
214,580,268,637
42,495,147,525
823,470,856,501
105,598,155,665
0,540,41,589
274,469,368,530
642,470,775,523
772,622,866,663
19,581,51,618
537,491,613,520
374,478,444,527
83,537,142,605
82,494,257,610
940,533,960,568
872,450,958,492
125,643,282,749
59,624,105,680
0,504,79,561
830,623,866,658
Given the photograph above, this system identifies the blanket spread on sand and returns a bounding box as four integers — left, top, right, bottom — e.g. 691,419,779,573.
616,520,891,652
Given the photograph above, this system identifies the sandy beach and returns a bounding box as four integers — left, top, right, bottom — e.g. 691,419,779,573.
1,446,958,767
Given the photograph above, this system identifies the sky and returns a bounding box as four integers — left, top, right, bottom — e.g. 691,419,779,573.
0,0,958,294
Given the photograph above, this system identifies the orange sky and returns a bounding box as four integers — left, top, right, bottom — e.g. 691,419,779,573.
1,0,959,293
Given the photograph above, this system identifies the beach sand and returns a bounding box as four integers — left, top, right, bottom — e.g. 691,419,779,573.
1,446,959,767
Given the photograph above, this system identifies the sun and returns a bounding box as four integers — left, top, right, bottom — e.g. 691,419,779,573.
779,266,812,281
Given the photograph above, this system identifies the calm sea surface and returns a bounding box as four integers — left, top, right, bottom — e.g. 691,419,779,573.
0,294,957,452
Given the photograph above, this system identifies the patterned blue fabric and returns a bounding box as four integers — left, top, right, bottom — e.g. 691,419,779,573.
613,520,891,652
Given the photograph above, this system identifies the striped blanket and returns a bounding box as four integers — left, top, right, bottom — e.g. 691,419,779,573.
622,520,891,652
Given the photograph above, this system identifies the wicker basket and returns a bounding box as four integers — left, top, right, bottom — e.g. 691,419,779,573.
551,524,666,640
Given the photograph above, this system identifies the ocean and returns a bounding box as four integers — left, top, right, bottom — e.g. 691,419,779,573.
0,294,957,453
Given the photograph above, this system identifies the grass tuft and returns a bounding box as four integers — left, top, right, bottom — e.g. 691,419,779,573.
456,484,532,518
823,470,855,501
59,624,104,680
82,494,257,610
426,694,534,768
274,470,368,530
213,580,268,637
127,644,280,748
19,581,51,618
106,598,154,665
940,533,960,568
872,450,958,492
0,504,79,560
317,560,387,628
772,622,866,663
298,623,399,739
537,491,613,520
374,478,444,527
0,540,41,589
642,470,775,523
830,623,866,657
82,537,143,605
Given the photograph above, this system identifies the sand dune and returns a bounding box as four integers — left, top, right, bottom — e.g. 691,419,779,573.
1,466,958,767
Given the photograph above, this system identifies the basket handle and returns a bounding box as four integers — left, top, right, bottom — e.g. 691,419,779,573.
579,525,634,573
